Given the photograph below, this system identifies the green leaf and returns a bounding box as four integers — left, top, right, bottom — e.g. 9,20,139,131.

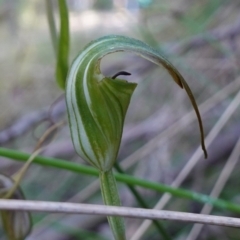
56,0,70,89
45,0,57,57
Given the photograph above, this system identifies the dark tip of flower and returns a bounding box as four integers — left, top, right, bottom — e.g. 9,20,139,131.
112,71,132,79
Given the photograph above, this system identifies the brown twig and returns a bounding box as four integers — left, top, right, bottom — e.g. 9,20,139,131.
0,99,66,145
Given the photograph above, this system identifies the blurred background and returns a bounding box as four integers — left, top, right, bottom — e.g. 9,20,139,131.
0,0,240,239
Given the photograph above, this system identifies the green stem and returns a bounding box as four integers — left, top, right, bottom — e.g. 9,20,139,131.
99,169,125,240
114,163,171,240
0,147,239,214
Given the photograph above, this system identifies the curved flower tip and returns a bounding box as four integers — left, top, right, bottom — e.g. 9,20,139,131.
66,35,207,172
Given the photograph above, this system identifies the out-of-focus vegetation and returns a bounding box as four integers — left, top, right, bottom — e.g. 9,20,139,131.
0,0,240,239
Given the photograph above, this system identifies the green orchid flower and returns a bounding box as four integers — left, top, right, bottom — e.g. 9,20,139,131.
66,34,207,240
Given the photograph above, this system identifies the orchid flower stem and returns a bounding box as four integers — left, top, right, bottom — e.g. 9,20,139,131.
114,163,171,240
99,169,126,240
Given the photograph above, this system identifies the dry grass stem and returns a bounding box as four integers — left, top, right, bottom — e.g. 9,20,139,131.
0,199,240,228
33,120,65,151
186,137,240,240
122,77,240,170
131,88,240,240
